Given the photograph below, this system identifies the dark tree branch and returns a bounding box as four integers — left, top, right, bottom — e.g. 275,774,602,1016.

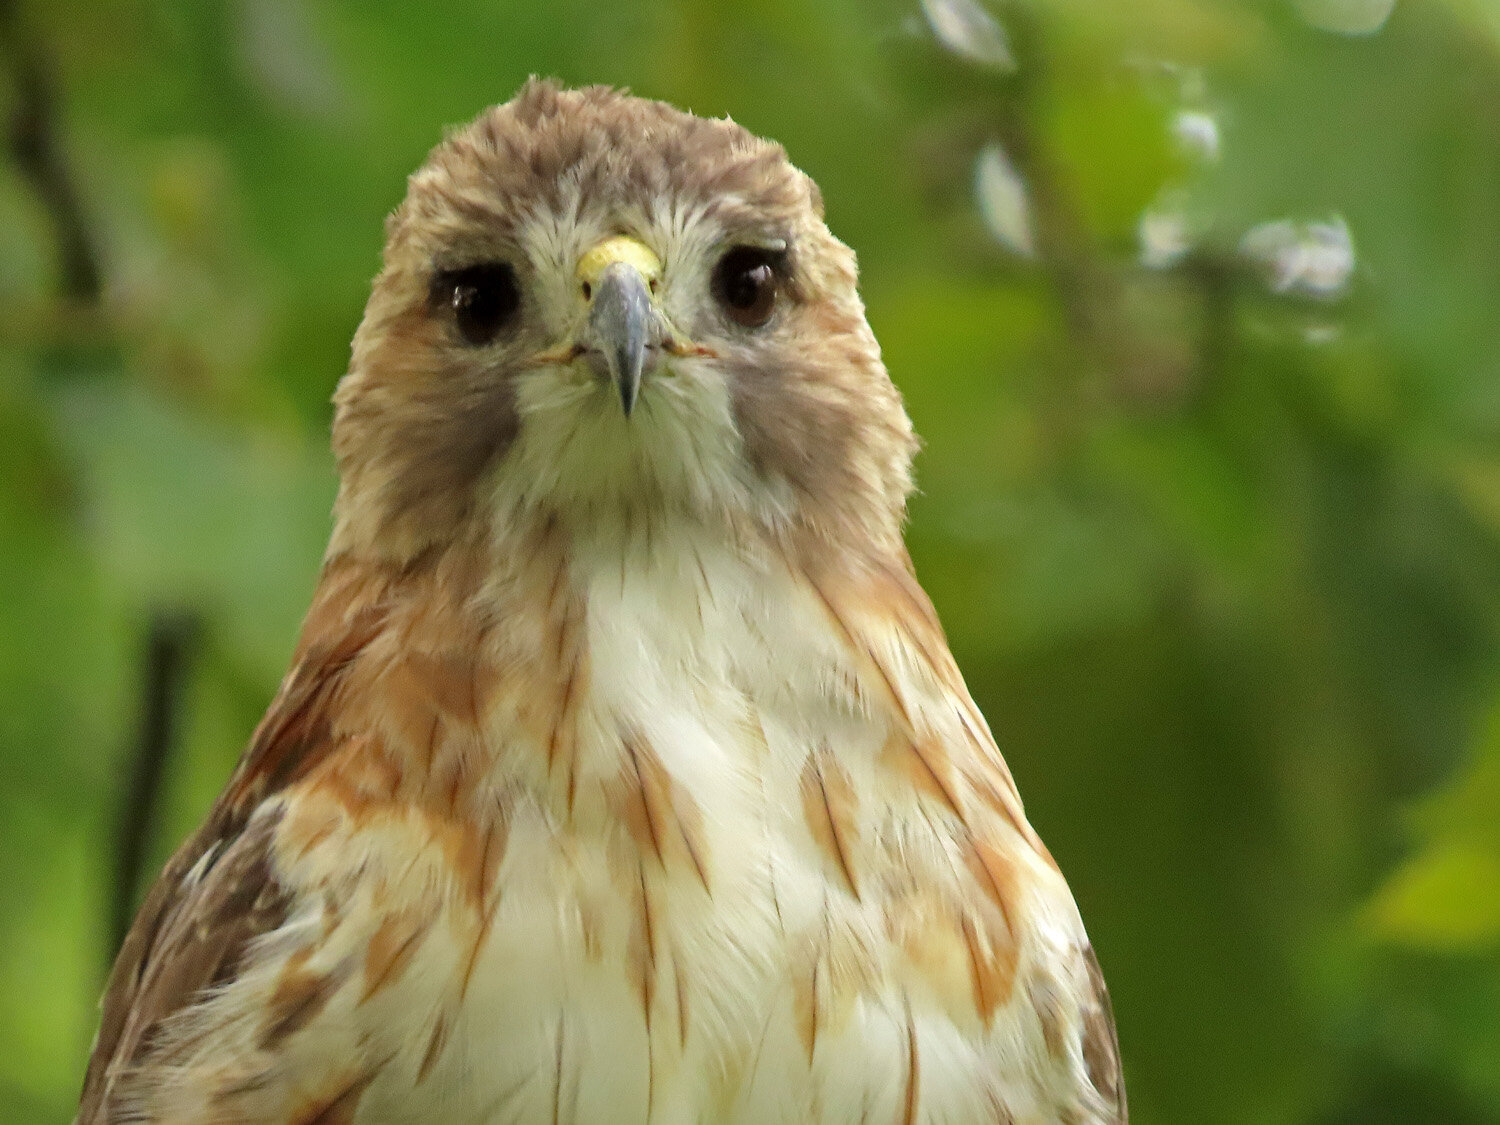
110,613,199,959
0,0,102,303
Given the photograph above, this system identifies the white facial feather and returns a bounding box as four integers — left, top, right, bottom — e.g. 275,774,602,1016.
494,207,797,538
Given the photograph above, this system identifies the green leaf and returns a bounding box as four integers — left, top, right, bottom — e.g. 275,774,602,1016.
1366,844,1500,952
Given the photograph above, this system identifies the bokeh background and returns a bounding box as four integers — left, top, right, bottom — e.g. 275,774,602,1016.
3,0,1499,1120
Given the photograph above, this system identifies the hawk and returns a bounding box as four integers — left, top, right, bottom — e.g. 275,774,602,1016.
79,80,1125,1124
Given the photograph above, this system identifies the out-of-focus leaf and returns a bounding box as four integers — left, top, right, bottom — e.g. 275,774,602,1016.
1366,844,1500,950
54,381,333,680
1365,700,1500,952
1044,73,1177,244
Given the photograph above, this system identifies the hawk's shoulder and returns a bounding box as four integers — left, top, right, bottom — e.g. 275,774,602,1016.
78,574,391,1122
78,804,290,1123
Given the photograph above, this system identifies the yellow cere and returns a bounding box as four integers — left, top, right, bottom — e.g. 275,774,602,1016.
576,236,663,290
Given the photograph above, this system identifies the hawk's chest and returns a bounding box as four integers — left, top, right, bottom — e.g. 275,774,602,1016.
411,541,900,1122
263,536,1085,1124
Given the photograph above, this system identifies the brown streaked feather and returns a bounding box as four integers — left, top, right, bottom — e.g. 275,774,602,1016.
77,807,291,1123
457,886,503,1004
1081,945,1128,1123
79,562,397,1123
959,831,1019,944
792,949,821,1065
260,948,355,1050
415,1012,450,1086
671,952,691,1051
801,568,913,727
226,600,392,809
812,550,1045,856
617,732,711,892
551,1015,567,1125
546,629,585,814
627,860,659,1034
958,910,1017,1025
289,1065,383,1125
452,811,510,915
804,549,1120,1115
872,553,1031,835
888,732,968,824
361,908,433,1003
899,1000,920,1125
799,750,861,900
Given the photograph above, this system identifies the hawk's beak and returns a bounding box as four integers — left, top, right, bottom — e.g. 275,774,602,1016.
577,236,663,417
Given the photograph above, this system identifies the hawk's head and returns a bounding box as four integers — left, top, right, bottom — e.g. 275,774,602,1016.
331,80,916,562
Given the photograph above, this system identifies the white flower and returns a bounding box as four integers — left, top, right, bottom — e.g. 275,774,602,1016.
1295,0,1397,36
1139,205,1192,269
921,0,1016,71
1173,110,1221,164
1240,215,1355,297
974,142,1036,258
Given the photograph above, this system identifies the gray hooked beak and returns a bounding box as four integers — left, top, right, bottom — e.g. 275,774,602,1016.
586,260,655,416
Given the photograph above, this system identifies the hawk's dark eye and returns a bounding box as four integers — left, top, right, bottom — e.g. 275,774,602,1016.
434,262,520,345
712,246,781,328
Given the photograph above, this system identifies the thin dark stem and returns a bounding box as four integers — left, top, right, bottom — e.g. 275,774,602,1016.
990,6,1101,352
0,0,102,303
110,613,198,958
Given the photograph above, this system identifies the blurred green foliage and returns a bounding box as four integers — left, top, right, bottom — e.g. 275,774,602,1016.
2,0,1499,1120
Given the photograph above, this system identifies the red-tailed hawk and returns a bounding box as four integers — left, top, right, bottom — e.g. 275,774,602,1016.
80,79,1125,1124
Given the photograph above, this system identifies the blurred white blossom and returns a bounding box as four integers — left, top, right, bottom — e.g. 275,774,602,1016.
921,0,1015,71
237,0,347,121
1295,0,1397,35
974,142,1036,258
1172,110,1221,164
1240,215,1355,297
1139,202,1193,269
1304,321,1345,346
